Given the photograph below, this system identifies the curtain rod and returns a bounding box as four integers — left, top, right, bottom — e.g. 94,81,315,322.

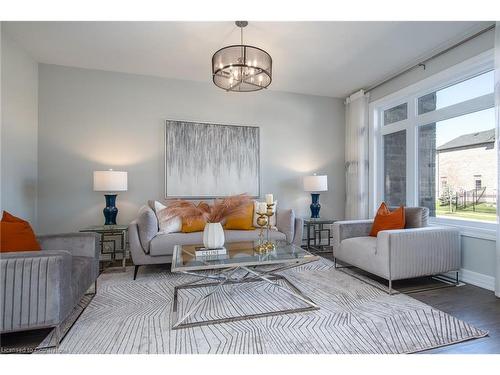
359,23,496,95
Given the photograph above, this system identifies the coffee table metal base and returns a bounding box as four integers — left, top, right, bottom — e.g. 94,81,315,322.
172,265,319,330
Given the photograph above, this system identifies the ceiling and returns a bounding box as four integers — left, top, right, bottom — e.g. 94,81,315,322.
3,21,493,98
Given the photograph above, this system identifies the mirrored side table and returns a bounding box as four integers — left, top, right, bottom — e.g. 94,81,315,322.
80,224,128,272
302,218,337,254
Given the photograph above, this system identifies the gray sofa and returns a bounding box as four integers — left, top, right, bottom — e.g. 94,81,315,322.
129,203,304,279
332,207,461,294
0,232,99,344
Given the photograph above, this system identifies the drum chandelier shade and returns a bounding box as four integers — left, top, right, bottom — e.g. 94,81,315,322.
212,21,272,92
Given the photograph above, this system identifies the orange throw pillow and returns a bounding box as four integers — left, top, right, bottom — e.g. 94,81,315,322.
224,202,255,230
0,211,41,252
181,202,208,233
181,217,206,233
369,203,405,237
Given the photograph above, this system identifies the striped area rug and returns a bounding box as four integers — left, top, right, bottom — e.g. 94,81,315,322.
38,258,487,354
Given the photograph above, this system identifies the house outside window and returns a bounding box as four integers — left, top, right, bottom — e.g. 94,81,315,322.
369,51,496,236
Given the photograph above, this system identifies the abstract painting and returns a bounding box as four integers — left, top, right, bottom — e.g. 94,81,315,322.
165,120,260,198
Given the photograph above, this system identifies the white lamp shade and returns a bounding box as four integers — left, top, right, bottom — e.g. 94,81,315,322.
303,175,328,192
93,170,128,192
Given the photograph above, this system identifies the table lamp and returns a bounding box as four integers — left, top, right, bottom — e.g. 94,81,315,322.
303,174,328,218
93,169,128,225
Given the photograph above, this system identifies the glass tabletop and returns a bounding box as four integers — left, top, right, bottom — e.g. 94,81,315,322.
303,218,337,224
171,240,319,272
80,224,128,232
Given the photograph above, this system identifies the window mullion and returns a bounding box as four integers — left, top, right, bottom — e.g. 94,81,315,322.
407,99,417,207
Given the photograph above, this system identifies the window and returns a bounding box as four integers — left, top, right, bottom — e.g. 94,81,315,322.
384,103,407,125
371,52,496,229
417,71,494,115
418,108,496,222
384,130,406,206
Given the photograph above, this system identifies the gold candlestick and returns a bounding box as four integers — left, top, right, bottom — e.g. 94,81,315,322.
255,211,268,253
264,203,276,250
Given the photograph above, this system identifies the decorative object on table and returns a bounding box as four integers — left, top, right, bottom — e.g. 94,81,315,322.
255,203,269,253
303,218,337,254
212,21,272,92
164,194,252,249
194,247,227,257
252,199,277,228
93,169,128,225
303,174,328,218
264,199,276,251
202,223,225,249
80,224,129,271
165,120,260,198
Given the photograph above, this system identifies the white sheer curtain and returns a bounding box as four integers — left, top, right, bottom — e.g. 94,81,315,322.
495,22,500,298
345,90,369,220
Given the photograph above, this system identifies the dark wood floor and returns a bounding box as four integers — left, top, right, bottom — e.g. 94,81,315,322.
413,284,500,353
2,257,500,354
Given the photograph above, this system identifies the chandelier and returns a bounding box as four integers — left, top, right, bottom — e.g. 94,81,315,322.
212,21,272,92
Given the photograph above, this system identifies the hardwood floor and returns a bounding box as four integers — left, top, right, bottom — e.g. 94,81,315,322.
413,284,500,353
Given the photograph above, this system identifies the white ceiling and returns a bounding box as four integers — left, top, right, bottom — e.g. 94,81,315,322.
3,21,493,98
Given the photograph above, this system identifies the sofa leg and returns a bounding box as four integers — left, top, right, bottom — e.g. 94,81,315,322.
388,279,393,295
133,265,140,280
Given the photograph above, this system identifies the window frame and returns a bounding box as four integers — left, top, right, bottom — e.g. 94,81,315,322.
369,49,496,240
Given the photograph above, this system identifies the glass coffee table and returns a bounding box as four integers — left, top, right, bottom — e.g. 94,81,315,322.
170,240,320,329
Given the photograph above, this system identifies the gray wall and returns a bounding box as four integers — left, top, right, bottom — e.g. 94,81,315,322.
1,28,38,228
369,28,496,283
38,64,345,234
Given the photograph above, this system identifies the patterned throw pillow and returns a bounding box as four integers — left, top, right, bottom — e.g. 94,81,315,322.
153,201,182,234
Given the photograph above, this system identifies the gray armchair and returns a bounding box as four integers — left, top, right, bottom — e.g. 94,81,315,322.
332,207,461,294
0,232,99,345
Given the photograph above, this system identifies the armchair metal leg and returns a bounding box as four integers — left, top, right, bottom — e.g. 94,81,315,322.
133,265,140,280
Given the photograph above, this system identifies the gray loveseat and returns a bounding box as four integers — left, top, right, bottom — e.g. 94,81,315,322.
129,203,304,279
332,207,461,294
0,232,99,344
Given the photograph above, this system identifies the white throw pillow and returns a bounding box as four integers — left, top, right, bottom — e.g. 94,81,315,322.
252,200,278,229
154,201,182,234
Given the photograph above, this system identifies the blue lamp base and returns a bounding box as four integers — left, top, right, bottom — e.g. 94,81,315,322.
103,194,118,225
310,193,321,219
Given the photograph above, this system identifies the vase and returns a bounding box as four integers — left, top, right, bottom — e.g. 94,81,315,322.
203,222,225,249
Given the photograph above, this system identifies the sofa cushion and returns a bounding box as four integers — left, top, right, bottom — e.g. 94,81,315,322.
149,229,286,257
137,206,158,253
340,236,378,256
276,209,295,243
71,256,94,305
150,232,204,256
404,207,429,228
224,229,285,243
336,236,388,279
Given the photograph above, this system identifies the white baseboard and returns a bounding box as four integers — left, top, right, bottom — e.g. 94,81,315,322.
453,269,495,291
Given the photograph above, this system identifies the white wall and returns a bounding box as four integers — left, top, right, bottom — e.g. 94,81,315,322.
369,28,497,289
0,27,38,228
38,64,345,234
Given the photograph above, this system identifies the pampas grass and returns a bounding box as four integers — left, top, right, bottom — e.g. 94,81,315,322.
163,194,252,224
